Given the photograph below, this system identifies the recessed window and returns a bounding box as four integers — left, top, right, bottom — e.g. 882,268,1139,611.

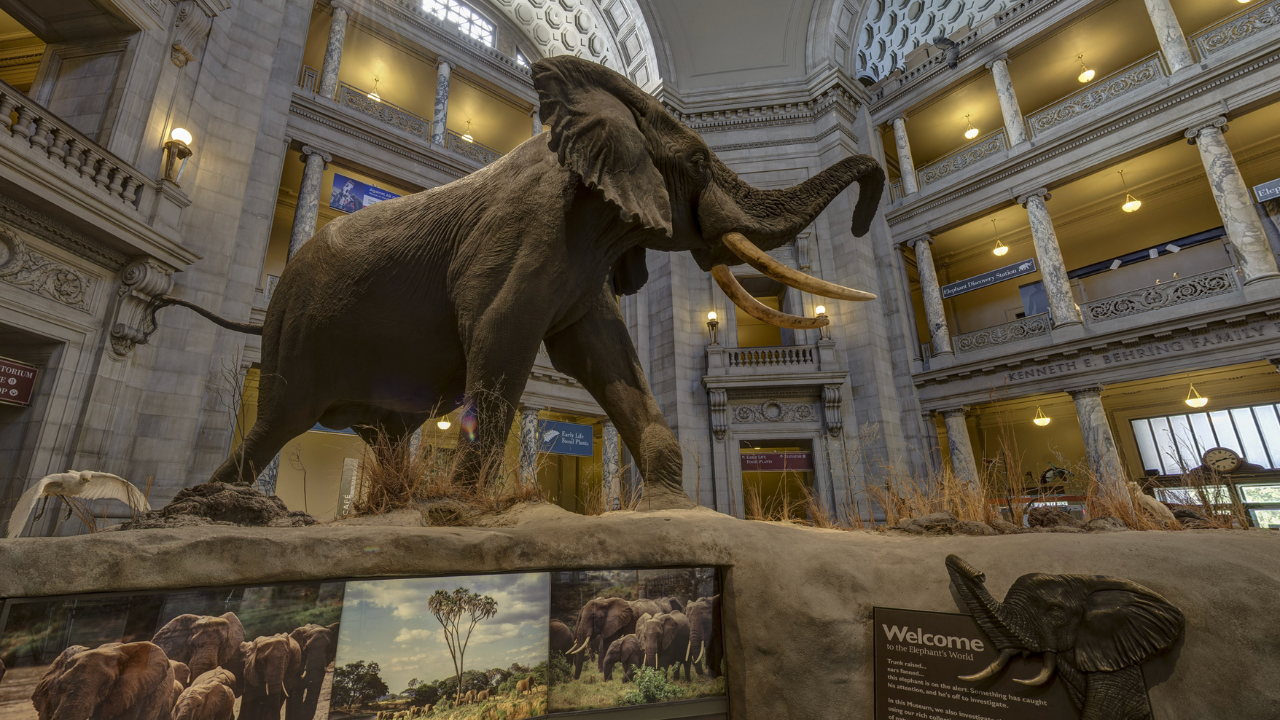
1130,403,1280,475
516,50,529,67
423,0,495,47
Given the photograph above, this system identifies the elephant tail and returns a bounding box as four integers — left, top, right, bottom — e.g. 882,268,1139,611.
152,295,264,336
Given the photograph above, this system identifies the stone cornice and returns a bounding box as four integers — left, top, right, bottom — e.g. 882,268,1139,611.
657,68,864,134
707,124,857,154
0,193,127,270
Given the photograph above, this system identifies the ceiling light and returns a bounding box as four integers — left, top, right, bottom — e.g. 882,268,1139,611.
437,418,452,430
963,114,979,140
367,77,382,102
991,219,1008,256
815,305,827,315
1185,383,1208,409
461,119,474,143
1077,55,1094,83
1118,169,1141,213
169,127,192,146
1033,407,1051,426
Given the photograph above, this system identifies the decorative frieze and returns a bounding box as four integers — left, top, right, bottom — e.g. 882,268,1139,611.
1191,0,1279,60
0,229,94,312
917,129,1008,187
0,195,126,270
953,313,1051,353
445,129,502,166
732,400,818,424
663,84,860,133
1082,268,1239,323
337,83,430,139
1025,53,1166,140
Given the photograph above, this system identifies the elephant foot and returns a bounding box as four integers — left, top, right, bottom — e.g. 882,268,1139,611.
639,482,697,511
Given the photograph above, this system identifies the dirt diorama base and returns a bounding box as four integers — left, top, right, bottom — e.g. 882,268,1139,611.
2,505,1276,719
113,482,318,529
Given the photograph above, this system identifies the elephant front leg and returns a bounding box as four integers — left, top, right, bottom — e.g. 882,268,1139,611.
544,285,695,510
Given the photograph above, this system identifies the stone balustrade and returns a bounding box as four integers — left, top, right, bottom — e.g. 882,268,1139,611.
728,346,816,368
889,178,904,202
1082,268,1240,323
916,128,1008,188
953,312,1051,354
0,80,152,212
1191,0,1280,60
445,128,502,166
1024,53,1166,140
337,81,431,139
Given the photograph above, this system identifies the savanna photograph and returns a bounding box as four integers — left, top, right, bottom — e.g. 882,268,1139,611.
327,573,548,720
547,568,725,712
0,581,345,720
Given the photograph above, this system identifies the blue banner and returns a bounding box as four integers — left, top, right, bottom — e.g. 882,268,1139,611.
329,173,400,214
538,420,594,457
942,258,1038,299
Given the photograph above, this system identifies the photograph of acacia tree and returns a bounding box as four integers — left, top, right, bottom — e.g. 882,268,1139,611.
327,573,548,719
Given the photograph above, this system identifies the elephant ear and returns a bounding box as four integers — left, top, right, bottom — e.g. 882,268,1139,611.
102,642,172,717
151,614,200,657
1074,583,1185,672
32,645,88,712
532,56,672,237
602,602,636,640
661,617,678,650
611,245,649,296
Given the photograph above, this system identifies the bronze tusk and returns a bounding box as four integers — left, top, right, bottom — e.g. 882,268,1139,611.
721,231,876,301
711,265,828,329
958,649,1015,682
1014,651,1056,686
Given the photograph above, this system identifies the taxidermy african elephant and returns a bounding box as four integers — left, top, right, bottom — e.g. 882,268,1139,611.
32,642,178,720
239,633,302,720
152,612,247,680
174,669,238,720
946,555,1184,720
286,623,340,720
568,597,639,678
157,54,883,509
638,612,691,681
549,619,575,655
602,634,643,682
684,595,722,679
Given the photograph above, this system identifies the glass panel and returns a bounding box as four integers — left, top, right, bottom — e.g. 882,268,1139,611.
1231,408,1268,469
1130,420,1163,474
1187,412,1216,457
1240,484,1280,503
1156,485,1231,504
1255,405,1280,469
1208,410,1243,454
1250,508,1280,529
1166,415,1197,470
1148,417,1180,475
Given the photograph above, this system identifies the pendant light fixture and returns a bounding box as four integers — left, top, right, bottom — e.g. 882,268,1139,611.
367,77,382,102
461,119,474,143
1076,55,1095,83
1185,383,1208,408
1118,169,1142,213
963,114,979,140
1033,407,1051,426
991,218,1009,257
437,417,452,430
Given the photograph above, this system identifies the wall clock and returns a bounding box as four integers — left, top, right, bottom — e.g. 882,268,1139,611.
1202,447,1242,473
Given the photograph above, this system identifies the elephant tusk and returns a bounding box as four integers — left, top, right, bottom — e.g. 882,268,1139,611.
685,639,692,662
712,265,828,330
1014,652,1056,686
695,642,706,665
721,232,877,302
958,649,1015,682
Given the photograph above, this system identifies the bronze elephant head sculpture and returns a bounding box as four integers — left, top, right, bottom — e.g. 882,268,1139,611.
946,555,1184,720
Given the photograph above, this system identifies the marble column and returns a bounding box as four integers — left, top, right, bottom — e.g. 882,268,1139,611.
907,236,953,360
316,0,352,99
602,420,620,510
941,408,979,487
892,115,919,196
921,411,943,474
255,454,280,496
1186,117,1280,285
1142,0,1195,74
531,104,542,136
1068,385,1126,487
1018,188,1082,328
287,145,331,261
431,58,454,146
518,405,542,485
986,54,1027,147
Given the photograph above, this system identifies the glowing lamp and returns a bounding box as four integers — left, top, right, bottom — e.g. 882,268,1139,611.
1033,407,1051,427
169,127,192,146
815,305,826,315
1185,383,1208,408
367,77,382,102
707,311,717,321
993,240,1009,256
437,418,452,430
1077,55,1094,83
1122,195,1142,213
963,114,978,140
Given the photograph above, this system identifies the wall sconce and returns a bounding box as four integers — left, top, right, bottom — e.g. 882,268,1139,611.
815,305,829,340
163,127,193,184
367,76,382,102
706,310,719,345
963,113,979,140
1033,407,1051,426
1076,55,1095,83
437,417,452,430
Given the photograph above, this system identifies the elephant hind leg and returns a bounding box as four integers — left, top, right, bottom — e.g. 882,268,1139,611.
210,373,324,486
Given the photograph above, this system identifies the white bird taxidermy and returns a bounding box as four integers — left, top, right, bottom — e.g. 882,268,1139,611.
6,471,151,538
1127,481,1175,523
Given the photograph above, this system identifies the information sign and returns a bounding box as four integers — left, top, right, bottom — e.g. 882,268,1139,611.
538,420,594,456
329,173,401,213
874,607,1079,720
0,356,39,407
1253,177,1280,203
740,452,814,471
942,259,1038,299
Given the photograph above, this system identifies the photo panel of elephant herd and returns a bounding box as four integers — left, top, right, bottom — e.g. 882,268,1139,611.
0,567,724,720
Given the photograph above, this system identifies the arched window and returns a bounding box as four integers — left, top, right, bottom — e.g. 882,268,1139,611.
424,0,495,47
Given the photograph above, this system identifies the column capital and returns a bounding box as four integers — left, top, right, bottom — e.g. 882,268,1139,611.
1066,384,1106,399
922,410,937,419
903,234,934,250
519,404,544,415
1018,187,1051,207
984,53,1009,70
1185,116,1228,144
940,407,969,419
436,56,455,72
602,418,615,429
329,0,354,13
890,113,909,127
299,144,332,165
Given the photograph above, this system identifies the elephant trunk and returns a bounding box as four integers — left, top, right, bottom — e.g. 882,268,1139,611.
945,555,1036,651
266,656,289,698
190,645,219,679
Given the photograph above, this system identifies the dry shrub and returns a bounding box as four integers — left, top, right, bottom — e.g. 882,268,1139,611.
578,462,643,516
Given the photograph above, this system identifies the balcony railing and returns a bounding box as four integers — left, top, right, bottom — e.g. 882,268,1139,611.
336,81,430,139
954,313,1051,354
889,178,904,202
444,128,502,166
1025,53,1167,140
1082,268,1240,323
0,80,152,212
727,346,815,368
1191,0,1280,60
916,128,1008,189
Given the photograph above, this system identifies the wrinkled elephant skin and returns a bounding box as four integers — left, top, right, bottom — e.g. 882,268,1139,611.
32,642,178,720
240,633,302,720
286,623,339,720
568,597,638,678
152,612,246,680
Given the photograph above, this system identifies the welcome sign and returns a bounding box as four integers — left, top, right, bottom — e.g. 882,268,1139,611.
942,258,1038,299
